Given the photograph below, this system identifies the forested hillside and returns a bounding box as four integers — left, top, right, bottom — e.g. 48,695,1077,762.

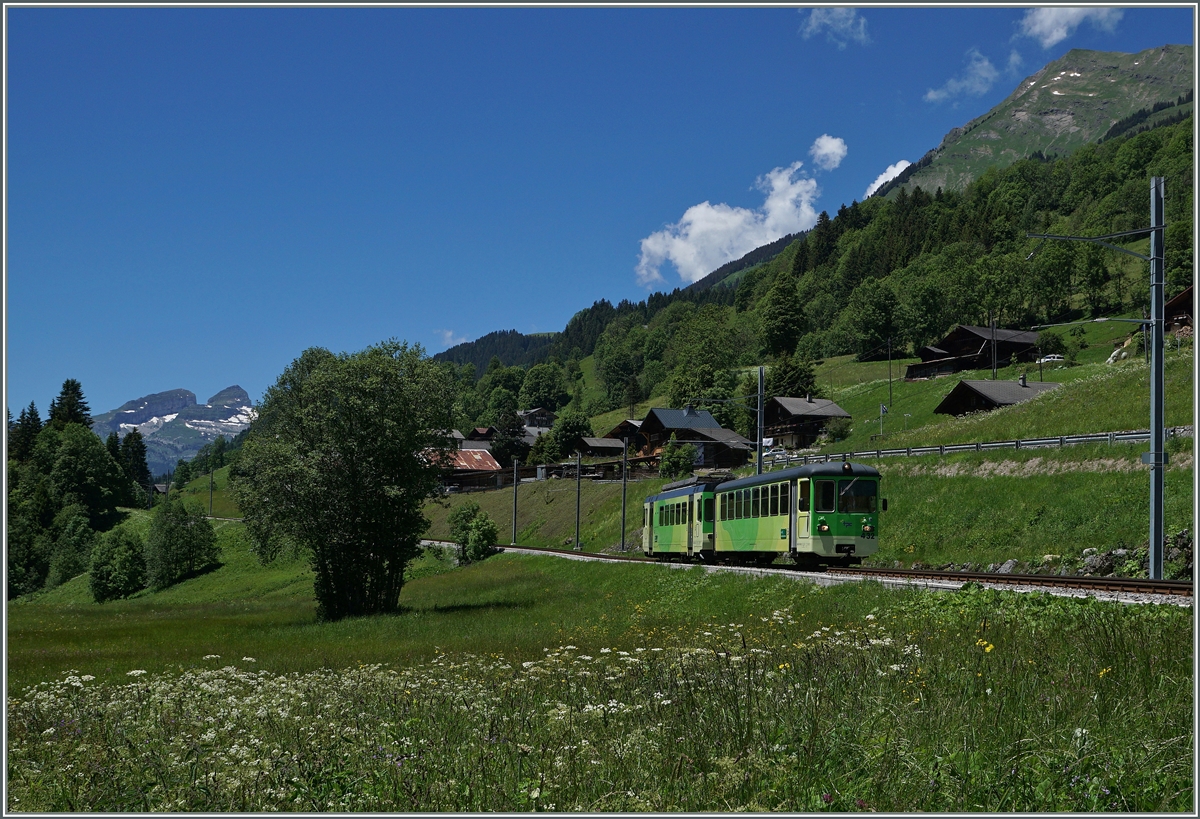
436,115,1192,446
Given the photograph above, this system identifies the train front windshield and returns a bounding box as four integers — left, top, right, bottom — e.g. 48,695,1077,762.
837,478,877,514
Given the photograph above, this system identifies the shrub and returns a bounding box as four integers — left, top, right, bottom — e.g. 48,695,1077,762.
145,497,218,591
466,514,500,562
46,503,95,588
823,417,852,442
89,525,146,602
659,433,697,481
448,500,482,562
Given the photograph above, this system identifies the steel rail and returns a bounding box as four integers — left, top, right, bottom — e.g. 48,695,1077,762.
427,541,1194,598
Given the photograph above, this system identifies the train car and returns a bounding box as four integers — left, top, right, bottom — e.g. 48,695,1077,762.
712,461,885,566
642,475,723,560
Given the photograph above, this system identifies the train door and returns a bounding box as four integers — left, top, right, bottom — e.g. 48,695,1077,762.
644,501,654,554
796,479,811,548
691,492,700,554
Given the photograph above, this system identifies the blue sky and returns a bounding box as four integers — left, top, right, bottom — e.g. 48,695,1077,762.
5,5,1195,417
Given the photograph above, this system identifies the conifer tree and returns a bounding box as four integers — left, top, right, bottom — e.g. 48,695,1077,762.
48,379,92,430
9,402,43,463
120,429,152,498
760,268,803,358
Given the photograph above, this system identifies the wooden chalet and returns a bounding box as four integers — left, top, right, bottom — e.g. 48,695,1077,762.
906,325,1041,380
933,374,1060,416
603,418,645,452
518,407,558,430
763,395,851,449
636,406,752,469
579,437,627,457
1166,285,1193,336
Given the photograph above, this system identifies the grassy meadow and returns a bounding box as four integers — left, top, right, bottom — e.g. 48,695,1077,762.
8,546,1193,811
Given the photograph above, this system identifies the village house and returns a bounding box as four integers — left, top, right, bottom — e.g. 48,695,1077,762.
933,374,1060,416
762,395,852,449
905,325,1041,380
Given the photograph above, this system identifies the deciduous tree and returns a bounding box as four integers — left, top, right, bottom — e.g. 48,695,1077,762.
230,341,456,621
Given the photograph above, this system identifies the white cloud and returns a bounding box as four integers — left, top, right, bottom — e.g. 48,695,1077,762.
1007,49,1024,75
800,8,870,48
924,48,999,103
436,329,467,348
809,134,848,171
864,160,912,199
1017,8,1123,49
636,162,820,287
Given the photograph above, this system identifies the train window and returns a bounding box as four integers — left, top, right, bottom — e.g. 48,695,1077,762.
815,480,836,513
740,489,748,519
798,480,810,512
781,482,790,514
754,487,762,518
770,484,780,517
704,498,714,523
719,493,725,521
838,479,878,514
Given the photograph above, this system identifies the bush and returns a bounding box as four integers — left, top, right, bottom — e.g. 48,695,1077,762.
89,525,146,602
448,500,482,562
46,503,95,588
145,497,218,591
823,417,852,442
659,434,698,481
466,514,499,562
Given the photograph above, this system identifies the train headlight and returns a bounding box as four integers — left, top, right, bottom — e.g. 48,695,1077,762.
862,524,875,535
817,519,830,534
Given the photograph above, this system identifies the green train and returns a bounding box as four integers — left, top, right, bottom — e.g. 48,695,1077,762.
642,462,886,567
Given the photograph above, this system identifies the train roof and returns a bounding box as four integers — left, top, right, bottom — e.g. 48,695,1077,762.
716,462,880,493
646,479,726,503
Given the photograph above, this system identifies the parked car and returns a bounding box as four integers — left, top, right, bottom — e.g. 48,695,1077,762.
1036,354,1065,364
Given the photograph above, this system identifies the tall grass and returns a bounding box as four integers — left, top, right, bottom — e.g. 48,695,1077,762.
8,563,1192,812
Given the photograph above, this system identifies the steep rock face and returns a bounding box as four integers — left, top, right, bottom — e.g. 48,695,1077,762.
92,386,256,476
896,44,1193,195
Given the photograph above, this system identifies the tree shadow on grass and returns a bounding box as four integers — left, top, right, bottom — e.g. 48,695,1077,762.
172,562,225,584
396,600,531,616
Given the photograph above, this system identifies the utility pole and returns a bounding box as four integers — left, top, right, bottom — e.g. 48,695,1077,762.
756,365,764,476
209,465,214,516
511,457,519,546
620,437,628,551
1027,177,1166,578
1148,176,1166,580
574,449,582,551
990,310,997,379
887,336,892,409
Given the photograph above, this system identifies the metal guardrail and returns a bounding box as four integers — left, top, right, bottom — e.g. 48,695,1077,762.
764,426,1191,469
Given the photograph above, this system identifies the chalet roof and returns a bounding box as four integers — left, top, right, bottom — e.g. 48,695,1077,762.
1166,285,1193,318
603,419,643,439
448,449,502,471
933,379,1060,415
642,406,720,431
768,396,851,419
518,407,557,420
466,426,497,440
691,428,754,450
951,325,1040,345
581,437,626,451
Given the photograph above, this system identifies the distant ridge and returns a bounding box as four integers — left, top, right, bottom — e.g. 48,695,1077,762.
683,231,800,293
875,44,1193,197
433,329,558,374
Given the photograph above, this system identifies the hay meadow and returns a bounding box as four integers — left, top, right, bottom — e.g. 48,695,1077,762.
7,529,1194,812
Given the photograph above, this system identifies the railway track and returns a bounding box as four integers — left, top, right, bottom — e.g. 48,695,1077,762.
422,541,1193,603
825,565,1193,598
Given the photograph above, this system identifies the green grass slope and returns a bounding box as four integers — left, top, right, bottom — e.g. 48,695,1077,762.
825,346,1192,454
